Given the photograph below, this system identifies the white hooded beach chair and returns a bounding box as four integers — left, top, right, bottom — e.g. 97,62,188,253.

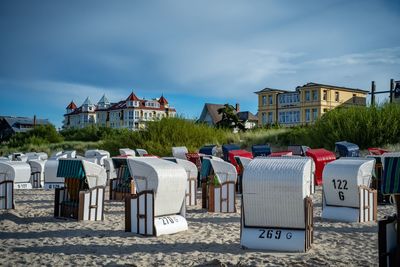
84,149,110,166
0,161,31,209
44,150,76,189
200,158,237,213
172,146,189,160
54,159,107,221
322,158,377,222
125,158,188,236
119,148,136,157
164,157,198,206
240,158,314,252
25,152,48,161
135,149,148,157
103,158,117,181
28,159,46,188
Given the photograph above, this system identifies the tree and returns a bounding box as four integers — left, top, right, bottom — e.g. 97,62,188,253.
216,104,246,131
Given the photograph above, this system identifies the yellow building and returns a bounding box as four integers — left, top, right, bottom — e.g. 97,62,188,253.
255,82,368,127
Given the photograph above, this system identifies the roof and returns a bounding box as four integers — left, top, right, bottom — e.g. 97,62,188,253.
297,82,369,94
237,111,258,122
98,94,110,104
66,101,77,110
0,116,50,133
82,97,93,106
158,95,168,105
254,87,290,94
126,92,139,101
200,103,226,124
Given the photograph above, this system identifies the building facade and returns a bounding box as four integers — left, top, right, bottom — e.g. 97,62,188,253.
63,93,176,130
256,82,368,127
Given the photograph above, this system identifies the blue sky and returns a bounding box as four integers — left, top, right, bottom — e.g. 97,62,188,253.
0,0,399,128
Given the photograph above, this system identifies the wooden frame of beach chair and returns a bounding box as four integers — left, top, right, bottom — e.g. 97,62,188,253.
30,171,41,188
53,159,106,221
240,158,314,252
124,158,188,236
322,158,377,223
186,172,197,206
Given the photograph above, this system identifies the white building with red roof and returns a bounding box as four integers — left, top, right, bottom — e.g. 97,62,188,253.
63,92,176,130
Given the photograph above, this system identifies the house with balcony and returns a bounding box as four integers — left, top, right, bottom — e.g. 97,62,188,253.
256,82,368,127
63,92,176,130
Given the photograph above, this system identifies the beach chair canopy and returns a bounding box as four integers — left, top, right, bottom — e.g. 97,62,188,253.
235,156,253,170
323,158,374,207
28,159,46,173
111,157,132,180
119,148,136,157
84,149,110,165
368,148,389,155
172,146,189,160
57,159,107,188
0,161,31,183
242,158,312,228
288,145,310,156
269,151,293,157
251,144,271,157
335,141,359,157
135,149,148,157
200,158,237,184
50,150,76,160
382,156,400,194
222,144,240,162
163,157,198,179
305,149,336,185
103,158,117,179
199,145,217,156
127,157,187,216
25,152,48,161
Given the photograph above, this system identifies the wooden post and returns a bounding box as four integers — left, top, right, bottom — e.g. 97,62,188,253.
390,79,394,103
371,81,376,106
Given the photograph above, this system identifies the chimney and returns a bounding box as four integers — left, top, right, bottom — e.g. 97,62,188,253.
235,103,240,112
33,115,37,127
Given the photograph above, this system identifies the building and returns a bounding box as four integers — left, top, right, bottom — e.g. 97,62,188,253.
198,103,258,129
255,82,368,127
63,92,176,130
0,116,50,142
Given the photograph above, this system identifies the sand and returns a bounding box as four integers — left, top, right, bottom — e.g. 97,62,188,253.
0,187,396,266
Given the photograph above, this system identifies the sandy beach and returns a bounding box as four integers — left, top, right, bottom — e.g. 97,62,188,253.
0,187,395,266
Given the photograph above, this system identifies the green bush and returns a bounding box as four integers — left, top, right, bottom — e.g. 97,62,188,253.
60,125,114,141
7,124,63,148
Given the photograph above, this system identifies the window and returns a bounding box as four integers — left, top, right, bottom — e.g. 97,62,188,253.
312,108,318,121
268,112,273,123
335,92,339,102
353,94,356,104
268,95,273,105
305,109,310,122
305,91,310,101
262,112,267,125
129,111,134,119
323,90,327,101
323,108,328,113
262,96,267,106
312,90,318,101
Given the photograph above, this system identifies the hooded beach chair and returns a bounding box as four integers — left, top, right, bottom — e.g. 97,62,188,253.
251,145,271,157
378,156,400,266
54,159,107,221
44,150,77,189
28,159,46,188
0,161,32,209
228,150,253,193
200,158,237,213
240,157,314,252
322,158,376,222
84,149,110,166
125,158,188,236
335,141,360,157
119,148,136,157
109,157,134,201
172,146,189,160
199,145,217,156
222,144,240,162
164,157,198,206
305,149,336,186
288,145,310,156
135,149,148,157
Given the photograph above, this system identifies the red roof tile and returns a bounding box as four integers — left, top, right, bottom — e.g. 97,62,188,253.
66,101,77,110
158,95,168,105
126,92,139,101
